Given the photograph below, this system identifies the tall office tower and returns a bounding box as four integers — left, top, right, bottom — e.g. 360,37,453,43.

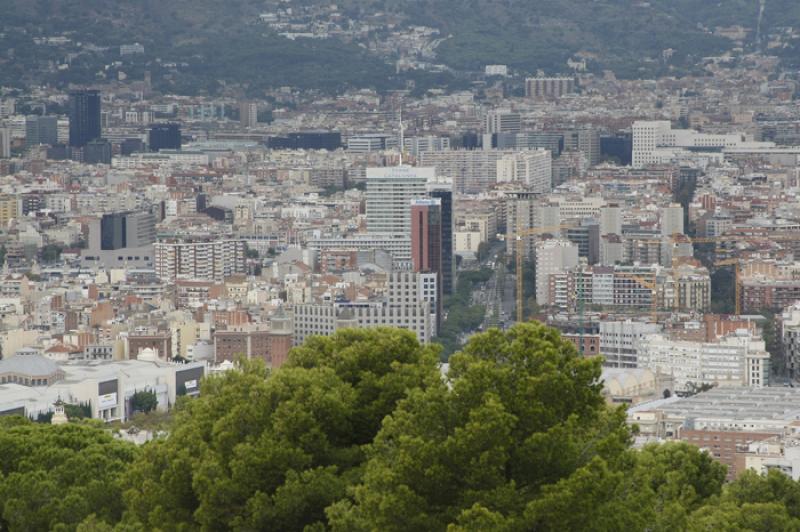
149,123,182,152
428,186,454,295
68,89,101,148
565,128,601,167
25,115,58,148
239,101,258,128
661,203,685,236
411,199,443,275
484,109,521,135
365,166,433,235
411,199,443,331
0,128,10,158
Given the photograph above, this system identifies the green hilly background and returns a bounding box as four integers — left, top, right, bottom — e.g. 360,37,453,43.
2,0,799,94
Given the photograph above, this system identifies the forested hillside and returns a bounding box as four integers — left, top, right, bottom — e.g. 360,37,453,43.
2,1,799,94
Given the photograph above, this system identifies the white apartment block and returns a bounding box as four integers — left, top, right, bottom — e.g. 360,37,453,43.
154,239,246,283
535,239,578,306
112,151,209,169
632,120,775,168
637,331,770,391
403,136,450,156
420,150,517,194
600,320,662,368
293,271,438,345
496,149,552,193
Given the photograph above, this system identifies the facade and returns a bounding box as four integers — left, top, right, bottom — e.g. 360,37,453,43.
420,150,516,194
632,120,775,168
525,77,576,99
69,89,101,148
82,210,157,269
780,303,800,379
25,115,58,148
564,128,601,167
293,272,438,345
535,239,579,306
403,135,450,156
0,128,10,158
428,186,454,295
636,332,770,391
365,166,432,235
496,149,552,193
154,238,247,283
599,320,662,368
661,203,685,236
0,358,205,423
149,123,182,151
484,109,521,134
239,101,258,128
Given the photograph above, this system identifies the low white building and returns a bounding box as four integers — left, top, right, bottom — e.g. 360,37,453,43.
637,330,770,391
0,354,206,422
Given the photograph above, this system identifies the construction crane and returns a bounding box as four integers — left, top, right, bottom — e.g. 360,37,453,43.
510,225,568,322
713,258,741,315
614,271,659,322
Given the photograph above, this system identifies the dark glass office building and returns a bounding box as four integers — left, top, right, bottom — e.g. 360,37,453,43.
101,213,127,250
149,123,182,152
69,89,101,148
428,187,454,295
267,132,341,150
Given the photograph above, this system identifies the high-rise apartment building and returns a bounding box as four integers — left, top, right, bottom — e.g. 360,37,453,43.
154,238,247,283
495,149,552,192
535,239,579,306
365,166,433,235
525,77,576,99
420,150,517,194
239,101,258,128
69,89,101,148
0,129,10,158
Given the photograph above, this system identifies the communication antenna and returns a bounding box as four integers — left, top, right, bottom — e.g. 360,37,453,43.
398,107,404,166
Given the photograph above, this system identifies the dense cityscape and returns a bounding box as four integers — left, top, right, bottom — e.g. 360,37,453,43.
5,1,800,530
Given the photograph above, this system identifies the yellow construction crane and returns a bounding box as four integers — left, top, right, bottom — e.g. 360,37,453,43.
510,225,568,322
713,258,741,315
614,271,659,322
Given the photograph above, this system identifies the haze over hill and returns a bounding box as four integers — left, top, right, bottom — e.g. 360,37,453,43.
3,0,800,94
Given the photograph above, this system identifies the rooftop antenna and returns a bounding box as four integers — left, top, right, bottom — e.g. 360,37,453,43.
398,107,404,166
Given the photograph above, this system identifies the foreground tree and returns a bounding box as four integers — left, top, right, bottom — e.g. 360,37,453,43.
121,327,440,530
328,323,633,530
0,417,137,531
